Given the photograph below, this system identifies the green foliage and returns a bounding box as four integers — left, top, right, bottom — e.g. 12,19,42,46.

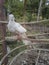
4,0,49,22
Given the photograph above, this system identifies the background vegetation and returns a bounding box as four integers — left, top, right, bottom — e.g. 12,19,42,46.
4,0,49,22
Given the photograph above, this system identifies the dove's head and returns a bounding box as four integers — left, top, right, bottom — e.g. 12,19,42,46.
8,12,15,21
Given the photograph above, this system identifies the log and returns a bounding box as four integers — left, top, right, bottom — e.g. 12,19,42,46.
0,19,49,24
5,36,49,42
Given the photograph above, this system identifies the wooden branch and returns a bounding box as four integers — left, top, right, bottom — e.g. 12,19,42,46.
5,36,49,42
35,51,41,65
0,32,49,43
27,33,49,37
0,19,49,24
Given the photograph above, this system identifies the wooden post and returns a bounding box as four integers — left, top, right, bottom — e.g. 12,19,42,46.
0,21,8,64
0,0,8,65
0,23,8,65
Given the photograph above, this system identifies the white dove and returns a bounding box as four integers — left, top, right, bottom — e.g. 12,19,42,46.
7,13,32,45
7,14,27,33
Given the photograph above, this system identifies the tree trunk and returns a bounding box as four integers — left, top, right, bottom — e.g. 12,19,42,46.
0,0,6,21
0,0,8,65
23,0,27,26
23,0,27,15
